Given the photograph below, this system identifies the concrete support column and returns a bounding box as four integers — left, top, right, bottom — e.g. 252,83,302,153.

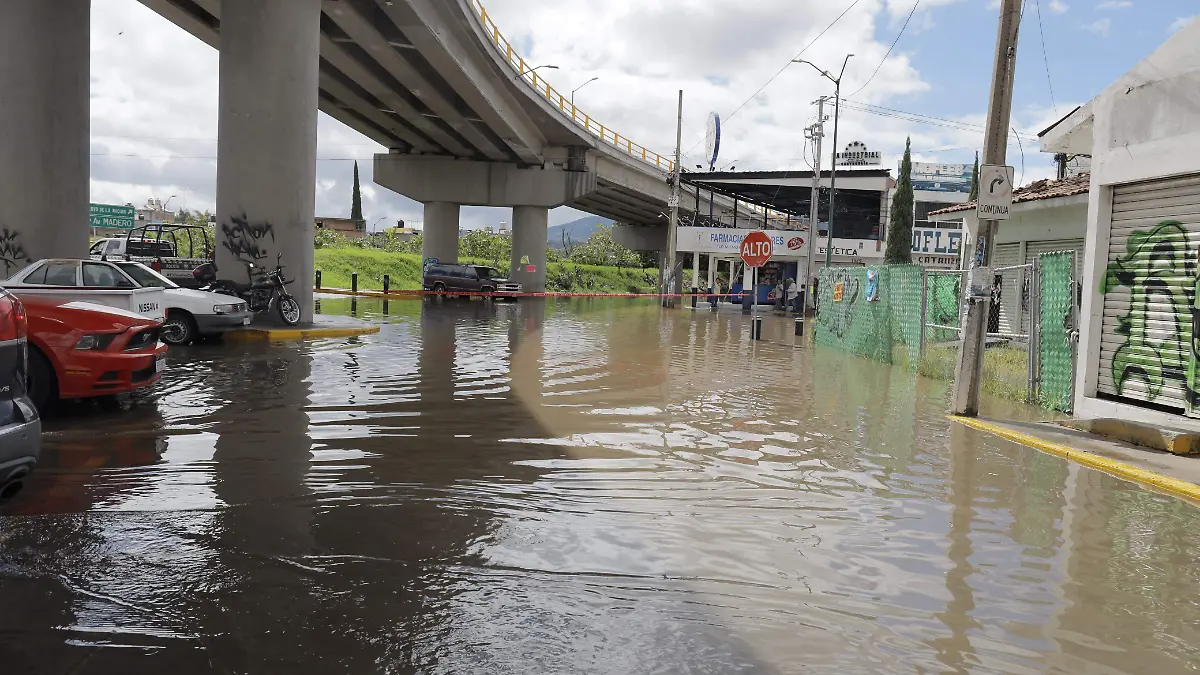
510,206,549,293
0,0,89,277
422,202,460,264
707,255,716,291
216,0,320,322
691,252,701,291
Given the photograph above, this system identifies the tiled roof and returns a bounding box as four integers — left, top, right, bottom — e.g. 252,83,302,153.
928,172,1091,216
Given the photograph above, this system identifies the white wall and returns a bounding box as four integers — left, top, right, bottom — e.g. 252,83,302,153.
944,197,1088,266
1073,22,1200,420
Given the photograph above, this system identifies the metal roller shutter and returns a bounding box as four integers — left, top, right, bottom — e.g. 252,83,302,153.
992,243,1022,336
1098,174,1200,412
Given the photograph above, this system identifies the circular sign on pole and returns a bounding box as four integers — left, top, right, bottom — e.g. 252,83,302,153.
705,112,721,171
740,231,774,268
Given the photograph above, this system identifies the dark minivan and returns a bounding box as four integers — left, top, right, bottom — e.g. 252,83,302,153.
0,288,40,499
423,264,522,297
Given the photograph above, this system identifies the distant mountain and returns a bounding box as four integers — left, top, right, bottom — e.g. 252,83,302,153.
548,216,611,249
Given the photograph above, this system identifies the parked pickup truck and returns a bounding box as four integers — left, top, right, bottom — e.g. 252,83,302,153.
2,259,166,323
89,224,212,288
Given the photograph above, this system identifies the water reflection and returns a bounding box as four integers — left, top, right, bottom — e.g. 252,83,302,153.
0,298,1198,673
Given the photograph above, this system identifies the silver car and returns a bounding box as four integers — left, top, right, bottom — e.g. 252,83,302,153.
0,288,40,499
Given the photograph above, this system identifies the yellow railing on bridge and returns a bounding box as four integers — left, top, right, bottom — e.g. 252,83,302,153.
468,0,674,173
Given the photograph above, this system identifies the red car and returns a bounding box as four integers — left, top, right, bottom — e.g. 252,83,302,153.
16,295,168,411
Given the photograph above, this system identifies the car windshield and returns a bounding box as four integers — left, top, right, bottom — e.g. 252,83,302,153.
118,262,179,289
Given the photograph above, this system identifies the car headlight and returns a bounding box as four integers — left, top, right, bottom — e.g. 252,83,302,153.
75,334,116,350
213,303,241,314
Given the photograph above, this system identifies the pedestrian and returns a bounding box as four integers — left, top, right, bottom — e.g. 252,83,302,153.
786,277,799,314
775,279,786,312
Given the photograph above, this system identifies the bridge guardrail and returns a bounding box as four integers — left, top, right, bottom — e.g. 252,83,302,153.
469,0,674,174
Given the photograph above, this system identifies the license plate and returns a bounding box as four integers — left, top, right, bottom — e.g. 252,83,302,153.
243,317,251,325
155,357,166,373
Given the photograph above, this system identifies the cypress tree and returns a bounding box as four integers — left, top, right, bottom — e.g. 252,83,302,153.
884,137,914,264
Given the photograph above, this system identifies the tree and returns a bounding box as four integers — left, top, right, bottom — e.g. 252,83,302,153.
567,226,642,268
350,160,363,223
884,137,914,264
968,151,980,201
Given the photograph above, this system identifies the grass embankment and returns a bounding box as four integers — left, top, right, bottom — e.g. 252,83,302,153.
917,343,1031,402
313,248,659,294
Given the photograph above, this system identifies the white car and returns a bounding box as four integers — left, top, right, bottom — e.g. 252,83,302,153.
113,262,254,345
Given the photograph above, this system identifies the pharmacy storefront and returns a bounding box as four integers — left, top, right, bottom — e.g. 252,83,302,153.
676,226,811,304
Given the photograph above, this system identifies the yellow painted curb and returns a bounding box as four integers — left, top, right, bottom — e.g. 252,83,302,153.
950,416,1200,504
226,324,380,341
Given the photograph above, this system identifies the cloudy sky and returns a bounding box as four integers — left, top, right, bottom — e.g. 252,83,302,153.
90,0,1197,231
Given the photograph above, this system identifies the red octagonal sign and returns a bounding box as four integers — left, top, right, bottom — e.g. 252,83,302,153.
740,231,774,268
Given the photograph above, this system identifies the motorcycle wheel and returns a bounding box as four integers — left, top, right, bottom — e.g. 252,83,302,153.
278,294,302,325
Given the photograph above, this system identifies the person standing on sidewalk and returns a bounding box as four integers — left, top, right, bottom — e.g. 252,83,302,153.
786,278,799,314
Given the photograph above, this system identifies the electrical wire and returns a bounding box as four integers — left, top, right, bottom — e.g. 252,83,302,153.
847,0,921,99
1033,0,1057,114
681,0,864,159
1012,126,1025,186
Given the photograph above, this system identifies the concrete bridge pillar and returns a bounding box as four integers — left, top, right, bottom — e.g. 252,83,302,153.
0,0,89,277
422,202,460,264
510,206,548,293
216,0,320,323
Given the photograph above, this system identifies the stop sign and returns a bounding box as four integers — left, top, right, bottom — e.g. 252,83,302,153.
740,231,774,267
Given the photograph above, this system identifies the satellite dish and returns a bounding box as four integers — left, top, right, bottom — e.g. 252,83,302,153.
705,112,721,172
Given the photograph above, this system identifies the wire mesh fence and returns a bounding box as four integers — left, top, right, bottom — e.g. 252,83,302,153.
815,253,1079,410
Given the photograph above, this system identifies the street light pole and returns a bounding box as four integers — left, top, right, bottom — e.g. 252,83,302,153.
570,76,599,106
513,64,558,80
794,55,853,268
804,97,827,309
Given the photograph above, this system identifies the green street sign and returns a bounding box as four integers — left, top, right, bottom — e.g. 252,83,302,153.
90,203,136,229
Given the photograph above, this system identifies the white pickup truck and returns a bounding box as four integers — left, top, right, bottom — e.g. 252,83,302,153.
89,225,211,288
2,259,166,323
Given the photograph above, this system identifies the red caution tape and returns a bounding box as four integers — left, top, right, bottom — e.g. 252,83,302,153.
315,287,744,299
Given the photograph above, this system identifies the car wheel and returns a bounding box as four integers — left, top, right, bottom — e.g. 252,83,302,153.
161,310,198,345
481,286,495,301
26,347,57,414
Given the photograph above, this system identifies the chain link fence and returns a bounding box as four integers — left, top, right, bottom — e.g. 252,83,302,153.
815,253,1079,411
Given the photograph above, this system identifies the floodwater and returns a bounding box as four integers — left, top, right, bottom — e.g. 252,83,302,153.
2,297,1198,674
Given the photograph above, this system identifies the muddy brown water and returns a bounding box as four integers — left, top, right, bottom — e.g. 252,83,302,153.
1,297,1197,674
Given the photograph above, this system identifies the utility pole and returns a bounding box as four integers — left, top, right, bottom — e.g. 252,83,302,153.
664,90,683,308
804,96,828,310
952,0,1023,416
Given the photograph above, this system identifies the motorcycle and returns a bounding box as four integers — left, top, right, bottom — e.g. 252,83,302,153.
193,254,302,325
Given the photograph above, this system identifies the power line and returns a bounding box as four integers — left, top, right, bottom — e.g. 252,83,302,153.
847,0,921,99
682,0,864,158
838,99,1040,140
1033,0,1057,114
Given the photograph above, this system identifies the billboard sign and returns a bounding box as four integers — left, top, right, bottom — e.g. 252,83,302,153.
89,203,136,229
835,141,881,167
911,226,963,269
910,162,973,194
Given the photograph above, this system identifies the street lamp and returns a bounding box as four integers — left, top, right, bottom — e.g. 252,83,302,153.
162,194,178,210
793,54,853,267
570,76,599,106
514,64,558,80
371,216,387,231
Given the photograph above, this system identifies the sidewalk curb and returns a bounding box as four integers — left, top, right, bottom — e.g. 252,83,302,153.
950,415,1200,504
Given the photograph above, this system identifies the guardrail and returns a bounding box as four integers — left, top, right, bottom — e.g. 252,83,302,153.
468,0,674,173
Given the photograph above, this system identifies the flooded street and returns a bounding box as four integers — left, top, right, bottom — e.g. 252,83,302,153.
2,297,1198,673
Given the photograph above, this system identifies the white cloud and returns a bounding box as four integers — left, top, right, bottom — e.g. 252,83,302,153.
87,0,1025,232
1096,1,1133,9
1168,15,1196,33
1082,17,1112,36
1048,0,1069,14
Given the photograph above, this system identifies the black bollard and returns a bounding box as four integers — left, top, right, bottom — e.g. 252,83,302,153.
691,287,697,308
315,270,322,289
383,274,390,294
795,318,804,337
351,273,358,294
753,317,763,340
